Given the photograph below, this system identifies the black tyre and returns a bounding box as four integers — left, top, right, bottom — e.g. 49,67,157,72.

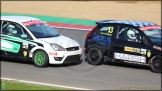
32,50,49,68
149,55,161,73
87,47,103,65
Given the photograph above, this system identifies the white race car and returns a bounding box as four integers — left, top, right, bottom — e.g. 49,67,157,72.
1,16,82,67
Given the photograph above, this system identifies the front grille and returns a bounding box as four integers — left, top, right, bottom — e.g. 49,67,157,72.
63,55,81,64
66,46,79,51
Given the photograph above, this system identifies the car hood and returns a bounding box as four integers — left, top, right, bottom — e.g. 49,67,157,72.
38,35,79,48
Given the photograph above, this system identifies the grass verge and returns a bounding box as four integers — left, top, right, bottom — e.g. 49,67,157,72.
1,80,70,90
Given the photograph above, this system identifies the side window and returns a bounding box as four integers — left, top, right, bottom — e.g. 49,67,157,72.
98,25,116,37
118,26,143,43
2,21,30,39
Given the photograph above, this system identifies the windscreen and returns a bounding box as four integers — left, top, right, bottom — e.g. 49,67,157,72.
140,26,161,43
22,20,60,38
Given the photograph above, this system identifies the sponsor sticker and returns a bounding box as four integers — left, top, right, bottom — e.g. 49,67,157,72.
22,42,28,49
49,52,57,56
23,51,27,57
93,34,111,46
153,45,161,51
147,50,151,58
124,46,140,53
1,40,13,49
1,40,20,53
114,52,146,63
140,48,146,55
133,48,140,53
124,46,133,52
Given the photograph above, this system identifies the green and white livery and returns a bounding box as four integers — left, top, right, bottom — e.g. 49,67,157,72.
1,16,82,67
1,39,20,53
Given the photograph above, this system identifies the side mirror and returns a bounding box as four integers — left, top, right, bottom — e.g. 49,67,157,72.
21,34,28,39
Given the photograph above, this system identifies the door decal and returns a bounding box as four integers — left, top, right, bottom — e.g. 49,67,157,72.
93,34,111,46
2,35,38,46
1,39,20,53
124,46,140,53
114,52,146,63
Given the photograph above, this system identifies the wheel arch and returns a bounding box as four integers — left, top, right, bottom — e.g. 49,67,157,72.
148,53,161,64
29,46,49,58
87,45,105,55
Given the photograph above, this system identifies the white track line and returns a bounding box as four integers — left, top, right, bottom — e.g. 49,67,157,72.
1,77,93,90
51,26,92,31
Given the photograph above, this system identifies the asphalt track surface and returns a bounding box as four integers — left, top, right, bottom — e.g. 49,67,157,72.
1,28,161,90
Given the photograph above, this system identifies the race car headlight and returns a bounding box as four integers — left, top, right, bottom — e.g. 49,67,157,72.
50,43,65,51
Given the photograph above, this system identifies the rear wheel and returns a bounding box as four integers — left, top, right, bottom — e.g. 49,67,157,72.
87,47,103,65
149,55,161,73
32,50,49,68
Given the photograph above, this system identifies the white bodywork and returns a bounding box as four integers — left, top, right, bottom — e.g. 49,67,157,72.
1,16,82,64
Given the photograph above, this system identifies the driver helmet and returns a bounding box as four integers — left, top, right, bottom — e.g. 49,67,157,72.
127,29,137,40
7,25,17,35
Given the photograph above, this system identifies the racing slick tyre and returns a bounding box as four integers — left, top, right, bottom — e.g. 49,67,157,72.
87,47,103,65
32,50,49,68
149,55,161,73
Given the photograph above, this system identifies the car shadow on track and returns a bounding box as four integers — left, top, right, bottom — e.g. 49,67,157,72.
1,57,83,68
84,57,150,71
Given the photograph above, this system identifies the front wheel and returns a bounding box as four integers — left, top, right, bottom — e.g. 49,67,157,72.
87,47,103,65
149,55,161,73
32,50,49,68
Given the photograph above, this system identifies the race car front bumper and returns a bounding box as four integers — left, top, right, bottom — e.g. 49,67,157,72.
63,54,81,64
47,47,82,64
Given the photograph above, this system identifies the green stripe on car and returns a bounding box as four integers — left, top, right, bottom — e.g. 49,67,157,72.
1,39,20,53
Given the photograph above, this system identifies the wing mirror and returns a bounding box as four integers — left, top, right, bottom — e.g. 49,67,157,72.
21,34,28,39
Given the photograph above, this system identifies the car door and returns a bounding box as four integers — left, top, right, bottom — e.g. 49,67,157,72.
92,24,117,57
1,21,32,58
113,25,148,65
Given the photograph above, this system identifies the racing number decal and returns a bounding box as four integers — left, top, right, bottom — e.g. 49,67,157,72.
107,26,114,36
100,26,114,36
108,27,114,34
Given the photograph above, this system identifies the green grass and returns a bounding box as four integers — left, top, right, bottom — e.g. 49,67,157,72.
1,80,71,90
